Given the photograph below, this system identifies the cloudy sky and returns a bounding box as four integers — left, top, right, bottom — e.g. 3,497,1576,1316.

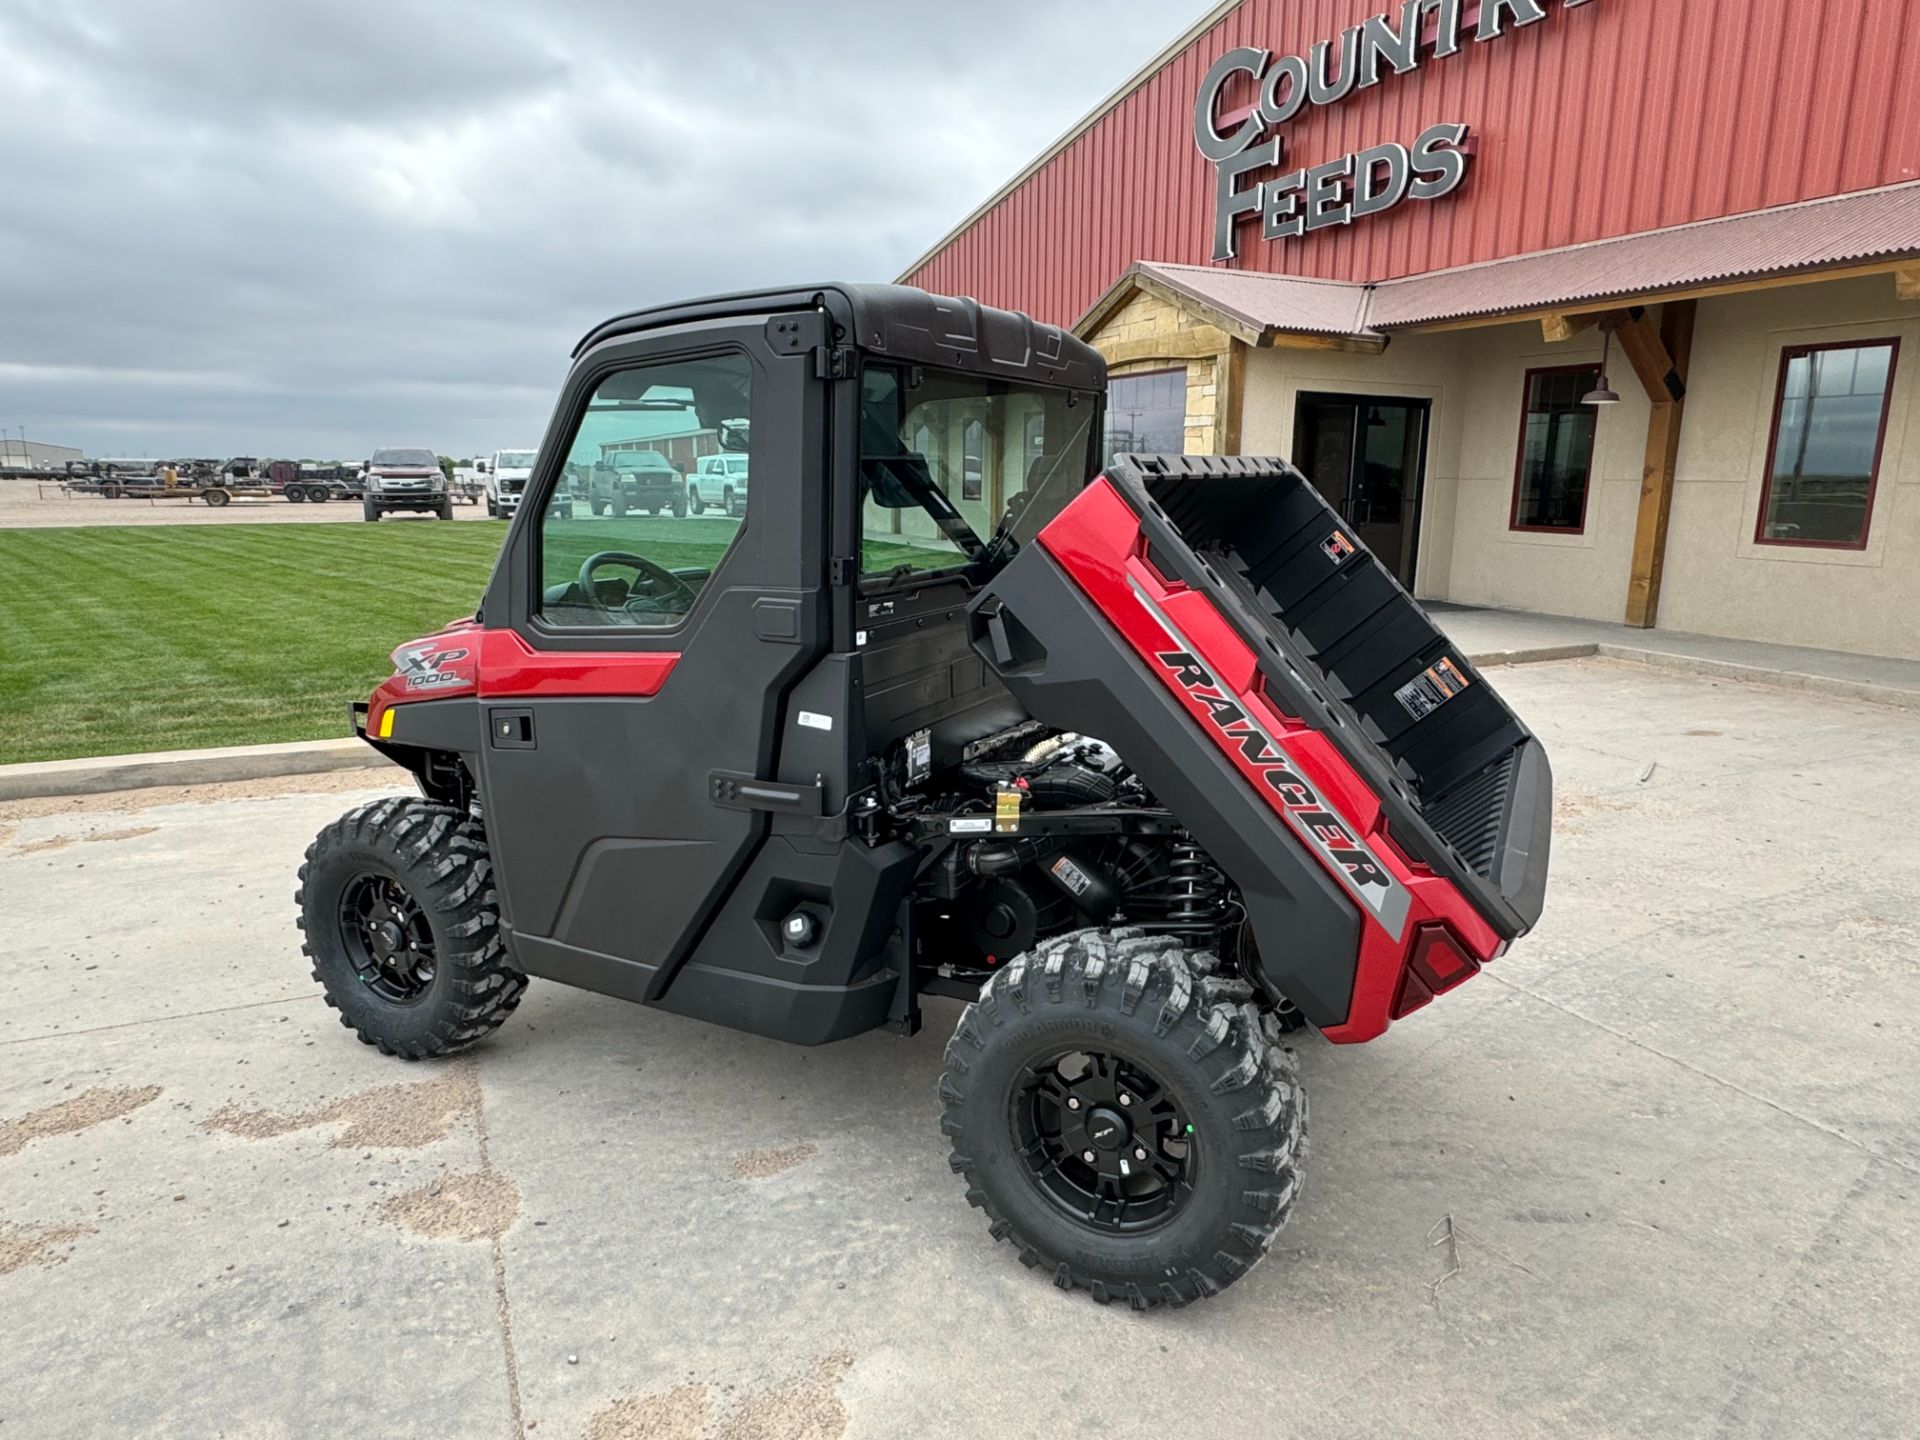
0,0,1205,461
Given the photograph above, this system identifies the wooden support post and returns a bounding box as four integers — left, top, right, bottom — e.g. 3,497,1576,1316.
1612,307,1687,403
1219,340,1248,455
1623,301,1697,629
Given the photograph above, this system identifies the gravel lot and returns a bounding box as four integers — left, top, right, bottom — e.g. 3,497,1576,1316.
2,658,1916,1439
0,478,499,528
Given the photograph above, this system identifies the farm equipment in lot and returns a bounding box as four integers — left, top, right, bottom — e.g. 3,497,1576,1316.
297,283,1552,1309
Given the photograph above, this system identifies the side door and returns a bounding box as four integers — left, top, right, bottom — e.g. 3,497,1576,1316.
474,322,826,1003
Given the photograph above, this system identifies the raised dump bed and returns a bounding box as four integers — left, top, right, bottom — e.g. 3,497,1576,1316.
972,452,1552,1034
1130,453,1551,930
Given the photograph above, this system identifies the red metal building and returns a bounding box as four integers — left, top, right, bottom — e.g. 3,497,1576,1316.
900,0,1920,661
907,0,1920,324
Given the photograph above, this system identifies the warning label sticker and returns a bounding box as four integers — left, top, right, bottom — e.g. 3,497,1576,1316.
1322,530,1358,563
1395,657,1473,720
1049,855,1095,898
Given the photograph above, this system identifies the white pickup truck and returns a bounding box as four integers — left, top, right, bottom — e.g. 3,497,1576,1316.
485,449,538,519
687,452,749,517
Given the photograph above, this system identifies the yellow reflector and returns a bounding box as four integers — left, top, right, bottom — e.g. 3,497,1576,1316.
378,708,396,739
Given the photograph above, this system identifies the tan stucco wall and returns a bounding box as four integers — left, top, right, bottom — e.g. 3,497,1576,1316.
1239,332,1473,603
1237,274,1919,658
1658,275,1919,660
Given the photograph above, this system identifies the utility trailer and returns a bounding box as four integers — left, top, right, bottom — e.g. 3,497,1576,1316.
294,282,1552,1310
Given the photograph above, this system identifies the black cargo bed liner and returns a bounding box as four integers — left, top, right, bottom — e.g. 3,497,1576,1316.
1114,454,1551,938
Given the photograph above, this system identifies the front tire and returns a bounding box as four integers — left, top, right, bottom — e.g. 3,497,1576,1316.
437,496,454,520
940,929,1305,1310
363,498,380,521
297,797,527,1059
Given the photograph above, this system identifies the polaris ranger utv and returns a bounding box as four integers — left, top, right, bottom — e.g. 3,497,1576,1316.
299,283,1551,1309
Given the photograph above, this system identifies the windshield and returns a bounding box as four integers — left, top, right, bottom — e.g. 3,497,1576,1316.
372,448,436,468
496,451,535,469
859,364,1096,587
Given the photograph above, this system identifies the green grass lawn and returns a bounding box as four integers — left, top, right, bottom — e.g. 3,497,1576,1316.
0,518,980,765
0,523,511,764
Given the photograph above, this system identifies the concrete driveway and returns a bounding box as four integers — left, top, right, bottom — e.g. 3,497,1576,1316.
2,658,1916,1440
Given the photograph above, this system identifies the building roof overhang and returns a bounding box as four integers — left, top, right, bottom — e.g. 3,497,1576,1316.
1075,181,1920,347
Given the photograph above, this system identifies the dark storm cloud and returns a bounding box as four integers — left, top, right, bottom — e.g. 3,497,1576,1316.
0,0,1205,460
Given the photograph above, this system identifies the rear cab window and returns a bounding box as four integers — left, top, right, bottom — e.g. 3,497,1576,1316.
858,364,1097,590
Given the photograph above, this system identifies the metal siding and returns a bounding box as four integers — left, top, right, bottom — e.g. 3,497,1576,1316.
905,0,1920,328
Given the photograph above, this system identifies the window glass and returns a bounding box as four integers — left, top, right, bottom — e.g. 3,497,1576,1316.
1511,367,1599,531
1104,368,1187,459
1758,341,1898,547
535,353,750,628
860,364,1095,585
962,420,986,502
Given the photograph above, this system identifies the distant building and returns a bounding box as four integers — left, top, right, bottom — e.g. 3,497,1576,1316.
0,439,84,471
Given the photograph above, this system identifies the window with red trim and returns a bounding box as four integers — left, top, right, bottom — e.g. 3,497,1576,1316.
1510,365,1601,533
1756,339,1900,550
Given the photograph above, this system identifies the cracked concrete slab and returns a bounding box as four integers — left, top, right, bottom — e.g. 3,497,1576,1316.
1,661,1916,1440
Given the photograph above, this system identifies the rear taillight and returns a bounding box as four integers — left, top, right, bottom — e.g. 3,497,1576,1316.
1390,923,1482,1020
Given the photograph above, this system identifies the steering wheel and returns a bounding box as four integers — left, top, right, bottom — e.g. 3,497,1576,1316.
577,551,698,618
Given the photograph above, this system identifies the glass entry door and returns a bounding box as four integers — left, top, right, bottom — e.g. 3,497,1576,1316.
1291,393,1431,588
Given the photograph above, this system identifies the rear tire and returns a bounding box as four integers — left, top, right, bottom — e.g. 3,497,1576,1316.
287,487,307,503
297,797,527,1060
202,487,231,508
940,929,1306,1310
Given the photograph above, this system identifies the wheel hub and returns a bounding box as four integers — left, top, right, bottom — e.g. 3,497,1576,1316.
1082,1106,1130,1152
337,872,437,1003
1011,1047,1194,1234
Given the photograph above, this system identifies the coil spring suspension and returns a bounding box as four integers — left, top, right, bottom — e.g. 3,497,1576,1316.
1166,835,1228,939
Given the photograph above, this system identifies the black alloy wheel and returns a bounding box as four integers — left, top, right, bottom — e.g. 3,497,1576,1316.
1013,1046,1194,1234
940,929,1306,1309
298,796,527,1059
336,871,437,1002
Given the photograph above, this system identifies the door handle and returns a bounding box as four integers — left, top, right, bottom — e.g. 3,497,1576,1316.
488,708,535,749
709,770,823,816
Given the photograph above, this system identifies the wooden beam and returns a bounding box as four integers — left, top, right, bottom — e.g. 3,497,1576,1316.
1898,265,1920,301
1623,301,1697,630
1219,340,1249,456
1612,308,1687,404
1264,329,1389,355
1541,310,1607,343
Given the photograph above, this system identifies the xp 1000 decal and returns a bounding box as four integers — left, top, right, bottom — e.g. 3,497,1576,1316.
1127,579,1413,941
392,638,475,693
